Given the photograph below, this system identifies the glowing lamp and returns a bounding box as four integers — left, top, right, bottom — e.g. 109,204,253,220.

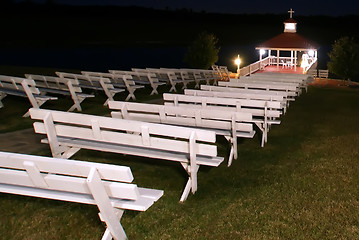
235,56,241,67
234,54,241,78
260,49,266,56
308,50,314,57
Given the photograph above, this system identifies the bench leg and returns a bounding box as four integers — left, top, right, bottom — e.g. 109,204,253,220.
181,82,188,90
179,162,200,202
195,81,200,89
169,84,177,92
254,123,265,148
150,87,158,95
0,93,7,108
68,98,83,112
180,178,192,202
103,92,115,106
228,146,234,167
87,167,127,240
224,136,236,167
125,89,136,101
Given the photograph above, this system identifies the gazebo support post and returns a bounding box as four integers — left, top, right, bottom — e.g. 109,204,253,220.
294,50,297,71
277,50,280,71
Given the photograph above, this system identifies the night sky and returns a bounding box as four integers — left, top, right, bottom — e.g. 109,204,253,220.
17,0,359,16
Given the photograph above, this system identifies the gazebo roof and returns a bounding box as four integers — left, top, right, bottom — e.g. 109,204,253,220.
283,18,297,24
256,32,319,51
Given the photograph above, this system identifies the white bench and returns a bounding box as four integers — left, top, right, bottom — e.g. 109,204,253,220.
108,100,255,166
160,68,196,89
82,71,145,101
200,69,221,85
163,93,282,147
225,78,301,95
200,85,295,103
212,65,231,81
243,72,309,92
0,75,57,116
25,74,94,112
111,70,166,95
318,69,329,79
29,108,224,202
218,80,298,98
241,76,305,93
0,151,163,240
55,72,125,106
185,89,287,113
145,68,183,92
179,68,208,88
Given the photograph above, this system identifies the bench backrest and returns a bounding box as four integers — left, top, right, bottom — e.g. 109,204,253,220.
0,151,142,204
83,71,141,90
0,75,40,95
29,108,219,164
56,72,115,91
25,74,83,93
318,69,329,78
200,85,295,98
163,93,282,119
225,79,299,92
108,101,254,135
185,89,285,102
243,75,306,84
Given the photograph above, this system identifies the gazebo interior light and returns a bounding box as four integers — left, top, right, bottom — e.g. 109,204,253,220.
308,50,314,57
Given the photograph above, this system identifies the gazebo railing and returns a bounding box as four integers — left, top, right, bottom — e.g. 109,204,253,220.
239,55,318,76
240,56,271,76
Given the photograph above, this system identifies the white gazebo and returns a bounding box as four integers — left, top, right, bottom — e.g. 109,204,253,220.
255,8,319,72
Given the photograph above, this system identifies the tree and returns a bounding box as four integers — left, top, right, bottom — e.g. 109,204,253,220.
184,31,220,69
327,36,359,81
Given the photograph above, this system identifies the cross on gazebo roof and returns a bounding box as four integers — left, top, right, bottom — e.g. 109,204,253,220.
288,8,295,18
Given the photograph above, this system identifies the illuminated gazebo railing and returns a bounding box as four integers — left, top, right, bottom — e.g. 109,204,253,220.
239,55,317,76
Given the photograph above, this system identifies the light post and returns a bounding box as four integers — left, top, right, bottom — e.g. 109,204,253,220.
235,54,241,79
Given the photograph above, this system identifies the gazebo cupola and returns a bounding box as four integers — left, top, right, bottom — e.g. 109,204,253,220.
284,9,297,33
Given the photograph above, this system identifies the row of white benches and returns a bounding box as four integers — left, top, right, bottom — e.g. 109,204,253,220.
0,67,221,113
1,70,308,239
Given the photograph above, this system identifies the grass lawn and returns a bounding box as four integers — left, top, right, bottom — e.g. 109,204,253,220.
0,84,359,239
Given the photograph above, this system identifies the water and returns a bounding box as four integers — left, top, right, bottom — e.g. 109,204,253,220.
0,44,330,72
0,46,187,72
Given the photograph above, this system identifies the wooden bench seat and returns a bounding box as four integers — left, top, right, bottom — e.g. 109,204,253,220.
108,100,255,166
163,93,282,147
29,108,224,202
0,75,57,116
25,74,94,112
0,151,163,239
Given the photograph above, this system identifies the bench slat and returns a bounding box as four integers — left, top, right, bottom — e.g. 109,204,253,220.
30,108,216,143
34,122,218,157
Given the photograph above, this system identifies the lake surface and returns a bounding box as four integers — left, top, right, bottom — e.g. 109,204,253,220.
0,44,330,72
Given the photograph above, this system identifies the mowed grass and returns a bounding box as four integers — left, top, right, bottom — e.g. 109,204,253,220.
0,85,359,239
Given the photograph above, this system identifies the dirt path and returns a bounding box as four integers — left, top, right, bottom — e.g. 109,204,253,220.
0,128,47,154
